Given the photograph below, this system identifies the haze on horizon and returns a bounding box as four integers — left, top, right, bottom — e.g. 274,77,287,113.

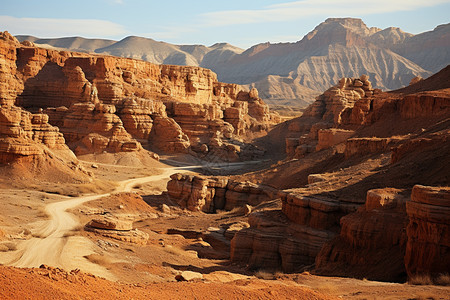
1,0,450,49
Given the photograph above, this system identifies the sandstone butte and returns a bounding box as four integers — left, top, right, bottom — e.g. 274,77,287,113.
0,28,450,299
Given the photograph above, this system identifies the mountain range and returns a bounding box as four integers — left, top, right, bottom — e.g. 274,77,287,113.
16,18,450,107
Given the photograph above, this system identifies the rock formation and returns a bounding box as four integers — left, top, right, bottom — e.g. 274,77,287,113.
228,68,450,277
285,75,377,157
231,207,337,272
315,188,409,282
405,185,450,278
166,173,277,212
1,31,279,160
0,103,90,182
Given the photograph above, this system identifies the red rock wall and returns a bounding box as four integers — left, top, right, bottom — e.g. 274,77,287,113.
315,188,408,282
166,173,277,212
344,137,401,158
405,185,450,278
400,94,450,119
0,34,279,156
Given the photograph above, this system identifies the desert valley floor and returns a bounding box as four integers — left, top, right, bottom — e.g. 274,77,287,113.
0,155,449,300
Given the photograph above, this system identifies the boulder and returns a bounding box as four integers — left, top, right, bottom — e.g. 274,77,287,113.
175,271,203,282
87,217,133,231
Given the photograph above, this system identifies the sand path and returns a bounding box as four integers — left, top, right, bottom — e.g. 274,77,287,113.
4,161,256,279
5,167,180,279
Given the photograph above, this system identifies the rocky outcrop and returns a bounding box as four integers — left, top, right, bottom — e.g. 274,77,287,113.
117,98,162,140
166,173,277,212
316,129,354,151
315,188,408,282
149,116,190,153
284,75,377,157
303,75,376,125
0,102,91,182
0,35,279,157
405,185,450,278
230,207,336,272
86,215,149,245
0,33,23,106
399,94,450,119
48,102,142,155
391,133,449,164
344,137,401,158
87,217,133,231
0,105,67,160
280,191,360,231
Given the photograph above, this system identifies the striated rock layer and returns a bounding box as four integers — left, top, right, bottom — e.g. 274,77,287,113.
0,102,91,182
315,188,409,282
166,173,277,212
231,207,336,272
0,31,279,158
405,185,450,278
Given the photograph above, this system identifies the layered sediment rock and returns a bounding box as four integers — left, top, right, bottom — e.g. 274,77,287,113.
0,34,279,157
399,94,450,119
285,75,376,157
315,188,408,282
166,173,277,212
52,102,143,155
0,33,23,106
231,209,336,272
405,185,450,278
391,133,449,164
316,129,354,151
303,75,376,125
280,191,360,231
344,137,401,158
0,102,90,182
0,105,67,161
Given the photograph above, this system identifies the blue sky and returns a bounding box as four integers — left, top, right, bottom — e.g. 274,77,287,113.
1,0,449,49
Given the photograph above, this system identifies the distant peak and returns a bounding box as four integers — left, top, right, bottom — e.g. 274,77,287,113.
211,42,230,47
324,17,364,24
304,17,380,42
121,35,155,42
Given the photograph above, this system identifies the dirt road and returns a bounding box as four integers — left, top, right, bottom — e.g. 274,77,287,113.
4,167,179,279
3,161,261,278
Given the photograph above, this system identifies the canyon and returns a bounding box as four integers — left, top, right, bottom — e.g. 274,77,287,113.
0,25,449,300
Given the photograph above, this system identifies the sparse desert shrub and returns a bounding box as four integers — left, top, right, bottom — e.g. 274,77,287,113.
36,208,49,219
84,253,113,266
63,225,83,237
409,274,433,285
435,273,450,286
254,270,275,280
0,242,17,252
163,245,186,256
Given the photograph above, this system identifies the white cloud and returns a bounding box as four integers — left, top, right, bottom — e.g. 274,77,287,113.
0,15,128,38
200,0,450,27
145,0,449,41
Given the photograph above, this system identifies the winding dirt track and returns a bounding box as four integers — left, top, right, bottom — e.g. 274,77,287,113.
5,161,260,278
6,167,180,278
